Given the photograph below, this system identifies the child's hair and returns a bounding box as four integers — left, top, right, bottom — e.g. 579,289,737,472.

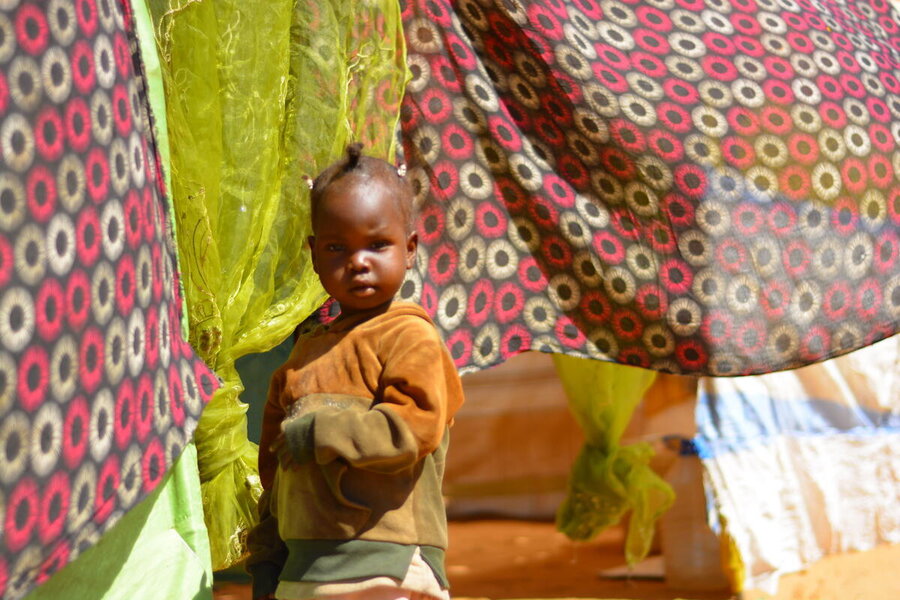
310,143,415,232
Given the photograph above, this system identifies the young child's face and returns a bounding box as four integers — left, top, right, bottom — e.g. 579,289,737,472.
308,176,417,317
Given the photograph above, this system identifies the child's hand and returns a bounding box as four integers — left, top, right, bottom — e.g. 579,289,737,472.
270,433,301,470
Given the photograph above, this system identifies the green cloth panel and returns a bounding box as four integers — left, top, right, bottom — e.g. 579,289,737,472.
553,355,675,565
147,0,410,569
133,0,171,196
280,540,447,588
132,0,189,335
25,444,213,600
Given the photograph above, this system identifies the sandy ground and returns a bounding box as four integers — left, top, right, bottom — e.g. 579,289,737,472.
212,518,900,600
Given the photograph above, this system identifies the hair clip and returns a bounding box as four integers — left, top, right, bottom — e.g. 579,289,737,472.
302,175,314,190
396,163,407,178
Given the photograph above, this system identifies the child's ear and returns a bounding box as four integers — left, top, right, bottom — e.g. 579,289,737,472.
308,236,318,273
405,232,418,269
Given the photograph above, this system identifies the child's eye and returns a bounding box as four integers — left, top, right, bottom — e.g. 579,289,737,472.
371,241,391,250
326,243,344,252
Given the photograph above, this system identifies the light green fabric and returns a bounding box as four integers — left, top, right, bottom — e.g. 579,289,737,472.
133,0,171,197
132,0,189,335
553,355,674,565
25,444,213,600
147,0,409,569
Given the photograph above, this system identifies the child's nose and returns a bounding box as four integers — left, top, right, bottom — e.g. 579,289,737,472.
348,251,370,271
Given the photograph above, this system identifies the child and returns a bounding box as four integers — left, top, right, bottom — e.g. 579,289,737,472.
246,144,465,600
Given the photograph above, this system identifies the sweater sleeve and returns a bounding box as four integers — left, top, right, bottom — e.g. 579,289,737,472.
282,315,463,474
258,367,287,490
375,315,462,458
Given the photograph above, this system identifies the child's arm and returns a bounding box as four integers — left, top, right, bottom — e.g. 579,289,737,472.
280,317,463,472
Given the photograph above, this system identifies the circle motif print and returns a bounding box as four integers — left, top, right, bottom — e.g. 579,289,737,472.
0,2,218,597
397,0,900,375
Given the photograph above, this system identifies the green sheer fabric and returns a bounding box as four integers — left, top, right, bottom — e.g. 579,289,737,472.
553,355,674,565
146,0,409,569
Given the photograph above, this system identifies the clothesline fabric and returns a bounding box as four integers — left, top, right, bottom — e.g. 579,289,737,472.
0,1,218,598
393,0,900,376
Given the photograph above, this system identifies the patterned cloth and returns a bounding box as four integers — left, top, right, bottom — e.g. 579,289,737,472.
395,0,900,376
0,1,218,598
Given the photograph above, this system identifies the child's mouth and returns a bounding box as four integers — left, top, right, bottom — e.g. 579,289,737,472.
349,285,376,296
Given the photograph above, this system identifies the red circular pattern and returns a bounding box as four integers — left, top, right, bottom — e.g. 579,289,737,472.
0,2,218,596
391,0,900,376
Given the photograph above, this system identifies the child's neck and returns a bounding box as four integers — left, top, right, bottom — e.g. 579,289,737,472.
329,299,397,330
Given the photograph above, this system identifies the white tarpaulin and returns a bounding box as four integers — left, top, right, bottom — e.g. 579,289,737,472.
697,335,900,593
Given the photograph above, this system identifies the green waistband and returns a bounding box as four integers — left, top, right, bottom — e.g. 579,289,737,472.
280,539,448,588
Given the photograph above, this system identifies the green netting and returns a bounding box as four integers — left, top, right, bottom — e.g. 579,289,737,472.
146,0,409,569
553,355,674,565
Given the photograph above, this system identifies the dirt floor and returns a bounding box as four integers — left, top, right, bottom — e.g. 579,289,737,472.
212,519,900,600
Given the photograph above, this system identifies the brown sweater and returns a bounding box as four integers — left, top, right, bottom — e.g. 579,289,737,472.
247,302,464,598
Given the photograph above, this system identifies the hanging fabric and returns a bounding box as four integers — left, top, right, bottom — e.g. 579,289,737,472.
697,336,900,594
394,0,900,377
0,1,219,598
553,355,673,564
